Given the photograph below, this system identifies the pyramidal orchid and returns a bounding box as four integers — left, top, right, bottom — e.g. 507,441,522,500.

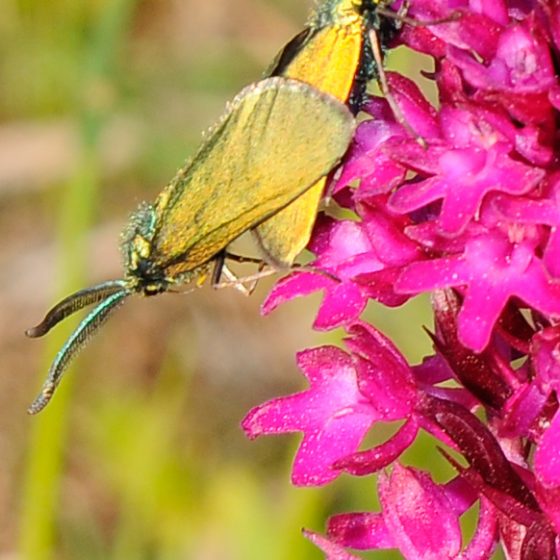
243,1,560,558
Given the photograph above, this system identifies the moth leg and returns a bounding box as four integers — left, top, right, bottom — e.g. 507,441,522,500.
290,263,340,282
369,28,427,148
211,251,227,286
395,0,410,26
223,252,266,266
377,2,461,27
211,251,266,285
211,250,270,292
215,265,259,296
214,266,277,294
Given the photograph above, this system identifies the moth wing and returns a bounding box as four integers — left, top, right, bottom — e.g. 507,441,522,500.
253,178,326,268
151,76,354,274
253,23,364,268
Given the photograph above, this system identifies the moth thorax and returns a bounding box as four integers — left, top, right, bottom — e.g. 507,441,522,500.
129,254,169,296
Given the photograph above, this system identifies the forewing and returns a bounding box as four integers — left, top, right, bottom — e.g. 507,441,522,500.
253,23,363,268
150,76,354,274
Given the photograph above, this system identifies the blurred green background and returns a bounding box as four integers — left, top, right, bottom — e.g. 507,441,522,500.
0,0,443,558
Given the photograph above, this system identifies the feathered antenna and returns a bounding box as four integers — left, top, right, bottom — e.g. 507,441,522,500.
26,280,130,414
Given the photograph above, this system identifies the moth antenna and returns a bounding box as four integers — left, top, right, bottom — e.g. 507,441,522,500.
27,289,129,415
26,280,128,338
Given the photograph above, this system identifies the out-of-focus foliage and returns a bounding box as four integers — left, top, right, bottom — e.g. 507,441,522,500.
0,0,432,558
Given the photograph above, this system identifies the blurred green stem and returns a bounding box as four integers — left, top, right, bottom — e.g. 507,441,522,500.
19,1,136,558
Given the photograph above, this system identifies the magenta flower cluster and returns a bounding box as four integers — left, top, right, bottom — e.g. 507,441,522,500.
243,1,560,558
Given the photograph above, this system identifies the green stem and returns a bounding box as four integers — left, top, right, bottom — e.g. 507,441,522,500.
19,156,98,560
18,1,136,558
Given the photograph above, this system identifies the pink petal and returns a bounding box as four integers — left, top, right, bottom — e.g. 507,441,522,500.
535,408,560,487
328,512,394,550
261,272,333,315
313,281,366,330
242,347,379,486
379,464,462,560
304,530,361,560
334,418,419,476
458,498,499,560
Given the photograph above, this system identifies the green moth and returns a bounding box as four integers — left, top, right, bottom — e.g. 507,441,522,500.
27,77,355,414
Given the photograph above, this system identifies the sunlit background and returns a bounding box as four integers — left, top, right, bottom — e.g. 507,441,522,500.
0,1,442,558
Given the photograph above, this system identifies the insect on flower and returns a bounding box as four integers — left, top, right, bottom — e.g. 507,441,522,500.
27,0,410,413
26,78,354,414
256,0,406,265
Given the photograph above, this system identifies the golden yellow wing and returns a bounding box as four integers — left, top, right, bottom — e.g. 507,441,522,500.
150,77,354,277
254,22,364,267
253,179,327,267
